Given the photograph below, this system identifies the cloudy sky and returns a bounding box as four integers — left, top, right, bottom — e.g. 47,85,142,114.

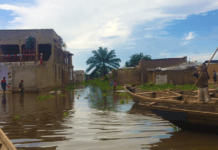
0,0,218,71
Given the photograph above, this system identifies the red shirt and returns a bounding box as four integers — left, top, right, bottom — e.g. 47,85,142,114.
1,79,6,83
113,82,117,86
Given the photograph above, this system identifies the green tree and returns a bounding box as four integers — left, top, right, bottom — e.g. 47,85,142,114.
125,53,151,67
86,47,121,78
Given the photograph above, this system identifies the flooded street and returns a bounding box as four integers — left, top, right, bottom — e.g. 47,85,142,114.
1,85,218,150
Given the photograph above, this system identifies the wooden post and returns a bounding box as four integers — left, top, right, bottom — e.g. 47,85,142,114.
36,41,38,61
19,44,22,64
153,71,155,84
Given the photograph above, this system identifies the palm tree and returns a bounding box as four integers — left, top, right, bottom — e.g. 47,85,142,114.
86,47,121,78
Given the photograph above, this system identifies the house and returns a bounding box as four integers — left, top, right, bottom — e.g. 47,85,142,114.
139,56,187,84
112,56,188,85
73,70,85,83
0,29,74,92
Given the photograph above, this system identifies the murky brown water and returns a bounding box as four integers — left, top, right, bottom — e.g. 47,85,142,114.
1,85,218,150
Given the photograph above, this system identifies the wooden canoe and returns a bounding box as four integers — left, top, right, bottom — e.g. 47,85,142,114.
138,101,218,133
124,86,218,104
0,128,17,150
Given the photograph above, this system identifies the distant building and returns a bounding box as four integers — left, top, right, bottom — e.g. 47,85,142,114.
0,29,74,92
73,70,85,83
139,56,187,84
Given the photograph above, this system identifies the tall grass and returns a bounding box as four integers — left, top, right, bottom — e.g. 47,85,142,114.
138,82,198,91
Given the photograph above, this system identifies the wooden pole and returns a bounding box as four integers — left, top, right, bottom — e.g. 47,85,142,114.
182,47,218,104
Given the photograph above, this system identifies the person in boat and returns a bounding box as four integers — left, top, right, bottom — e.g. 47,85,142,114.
213,70,218,85
1,77,8,94
19,80,24,95
191,64,211,102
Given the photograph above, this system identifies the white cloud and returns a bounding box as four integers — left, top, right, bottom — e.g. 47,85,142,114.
0,0,218,53
185,32,195,40
199,12,208,16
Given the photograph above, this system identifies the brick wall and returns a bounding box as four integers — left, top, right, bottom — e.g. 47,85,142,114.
113,68,141,85
147,67,197,85
140,56,187,84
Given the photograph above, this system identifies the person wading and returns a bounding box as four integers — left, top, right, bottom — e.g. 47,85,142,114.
113,80,117,92
191,64,211,102
19,80,24,95
1,77,8,94
213,70,218,85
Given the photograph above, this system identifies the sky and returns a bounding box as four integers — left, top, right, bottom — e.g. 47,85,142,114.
0,0,218,72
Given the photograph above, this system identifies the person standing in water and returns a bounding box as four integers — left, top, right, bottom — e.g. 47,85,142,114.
213,70,218,85
19,80,24,95
113,80,117,92
1,77,7,94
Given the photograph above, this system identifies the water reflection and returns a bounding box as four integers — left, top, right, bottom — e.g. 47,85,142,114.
2,94,6,110
1,85,215,150
19,95,24,107
0,90,74,149
149,130,218,150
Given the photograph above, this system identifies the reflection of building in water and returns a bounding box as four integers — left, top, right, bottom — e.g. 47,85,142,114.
0,91,74,144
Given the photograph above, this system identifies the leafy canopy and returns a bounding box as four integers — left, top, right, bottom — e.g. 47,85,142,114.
125,53,151,67
86,47,121,78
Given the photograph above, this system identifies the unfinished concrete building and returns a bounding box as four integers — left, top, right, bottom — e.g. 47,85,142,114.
0,29,74,92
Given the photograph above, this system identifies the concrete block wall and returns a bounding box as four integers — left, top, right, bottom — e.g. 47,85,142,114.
12,65,37,92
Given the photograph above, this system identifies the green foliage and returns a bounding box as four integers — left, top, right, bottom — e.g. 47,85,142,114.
119,99,125,104
86,47,121,78
125,53,151,67
37,94,55,101
63,112,68,117
115,92,132,99
116,85,125,90
60,94,66,97
53,87,59,90
103,74,110,81
102,93,107,96
138,82,198,91
13,115,20,121
171,124,180,132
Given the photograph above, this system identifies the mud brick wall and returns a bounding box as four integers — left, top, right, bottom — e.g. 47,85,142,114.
139,56,187,84
206,64,218,84
113,68,141,85
147,67,197,85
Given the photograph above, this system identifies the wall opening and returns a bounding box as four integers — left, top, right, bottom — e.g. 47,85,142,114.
59,66,60,79
21,44,35,61
1,45,19,62
38,44,52,61
55,65,57,79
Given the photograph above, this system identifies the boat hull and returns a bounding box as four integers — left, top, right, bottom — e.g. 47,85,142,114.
139,102,218,133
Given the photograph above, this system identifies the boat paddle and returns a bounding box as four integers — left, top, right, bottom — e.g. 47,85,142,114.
182,47,218,104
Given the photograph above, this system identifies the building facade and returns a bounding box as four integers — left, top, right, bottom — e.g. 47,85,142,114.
0,29,74,92
73,70,85,83
139,56,187,84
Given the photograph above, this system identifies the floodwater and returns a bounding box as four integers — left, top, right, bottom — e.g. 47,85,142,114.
0,85,218,150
